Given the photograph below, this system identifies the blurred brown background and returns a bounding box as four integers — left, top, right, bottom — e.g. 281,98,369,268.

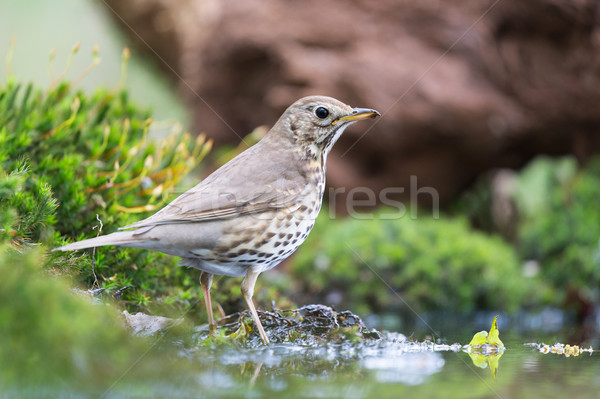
105,0,600,212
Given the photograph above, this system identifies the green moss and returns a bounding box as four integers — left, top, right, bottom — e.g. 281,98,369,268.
0,239,204,395
0,79,211,318
292,211,530,315
0,244,139,387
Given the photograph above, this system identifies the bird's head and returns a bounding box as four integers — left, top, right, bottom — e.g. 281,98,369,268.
272,96,380,160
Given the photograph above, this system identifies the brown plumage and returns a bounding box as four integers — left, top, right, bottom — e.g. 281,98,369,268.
54,95,380,344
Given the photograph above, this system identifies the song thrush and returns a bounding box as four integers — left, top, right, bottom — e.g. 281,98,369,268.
54,96,380,344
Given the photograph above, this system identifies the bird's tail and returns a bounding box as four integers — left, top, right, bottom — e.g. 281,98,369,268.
52,230,141,252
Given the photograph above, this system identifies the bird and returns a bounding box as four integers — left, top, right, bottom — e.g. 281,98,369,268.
53,96,380,344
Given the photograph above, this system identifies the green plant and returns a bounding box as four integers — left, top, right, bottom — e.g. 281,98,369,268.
516,156,600,307
0,73,212,318
291,211,531,315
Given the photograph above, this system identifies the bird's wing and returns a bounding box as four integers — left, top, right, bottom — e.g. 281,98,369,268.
121,145,308,230
121,182,304,230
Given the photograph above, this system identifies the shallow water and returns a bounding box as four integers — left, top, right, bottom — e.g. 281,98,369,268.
6,310,599,399
111,323,599,399
191,341,596,399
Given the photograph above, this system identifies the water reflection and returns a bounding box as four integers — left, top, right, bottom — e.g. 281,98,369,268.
466,350,503,380
362,352,445,385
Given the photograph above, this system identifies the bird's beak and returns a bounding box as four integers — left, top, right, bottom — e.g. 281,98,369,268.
332,107,381,125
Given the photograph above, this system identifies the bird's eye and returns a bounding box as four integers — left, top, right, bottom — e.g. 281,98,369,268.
315,106,329,119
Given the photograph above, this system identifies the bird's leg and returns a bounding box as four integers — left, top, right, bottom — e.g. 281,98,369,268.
241,267,269,344
200,272,216,336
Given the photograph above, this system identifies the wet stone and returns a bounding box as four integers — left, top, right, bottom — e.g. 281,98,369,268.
196,304,379,346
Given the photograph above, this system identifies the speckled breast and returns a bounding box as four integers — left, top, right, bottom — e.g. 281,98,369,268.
188,165,325,277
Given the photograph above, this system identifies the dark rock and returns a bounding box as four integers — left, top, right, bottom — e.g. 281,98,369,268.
208,304,373,344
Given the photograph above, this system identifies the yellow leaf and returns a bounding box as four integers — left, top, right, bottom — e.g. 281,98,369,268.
468,331,488,347
488,316,504,348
